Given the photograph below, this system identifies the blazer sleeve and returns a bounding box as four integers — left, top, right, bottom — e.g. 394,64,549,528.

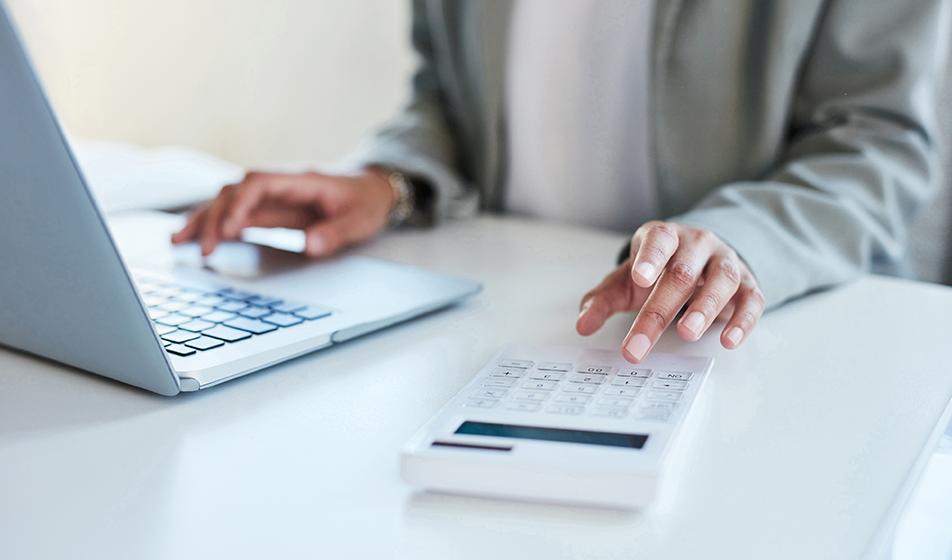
347,0,479,221
669,0,948,308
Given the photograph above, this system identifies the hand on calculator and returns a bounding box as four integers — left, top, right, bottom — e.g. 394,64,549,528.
576,221,765,363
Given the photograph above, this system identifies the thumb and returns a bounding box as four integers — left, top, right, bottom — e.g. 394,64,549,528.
304,214,359,258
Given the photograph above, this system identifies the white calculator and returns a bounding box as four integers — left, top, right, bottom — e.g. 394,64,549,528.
401,345,713,509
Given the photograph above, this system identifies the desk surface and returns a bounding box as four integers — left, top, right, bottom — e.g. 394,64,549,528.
2,214,951,560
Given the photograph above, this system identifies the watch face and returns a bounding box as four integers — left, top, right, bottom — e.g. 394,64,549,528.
386,171,415,226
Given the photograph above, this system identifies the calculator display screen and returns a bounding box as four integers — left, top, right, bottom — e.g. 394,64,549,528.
455,421,648,449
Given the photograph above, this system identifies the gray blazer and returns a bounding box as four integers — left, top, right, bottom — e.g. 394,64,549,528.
352,0,949,308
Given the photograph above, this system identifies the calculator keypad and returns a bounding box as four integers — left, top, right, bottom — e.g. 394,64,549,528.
470,358,695,422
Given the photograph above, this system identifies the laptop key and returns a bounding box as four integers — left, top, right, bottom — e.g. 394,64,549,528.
203,325,252,342
162,330,201,344
215,301,247,313
294,306,332,320
153,324,176,336
202,310,237,323
224,317,278,334
165,344,196,356
185,336,225,351
158,301,188,313
271,301,307,314
179,319,215,332
149,308,170,320
217,288,259,301
195,295,227,307
156,313,191,327
261,312,303,327
180,305,214,318
247,295,283,307
238,305,271,319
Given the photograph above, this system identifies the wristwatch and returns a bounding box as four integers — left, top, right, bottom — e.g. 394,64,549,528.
384,170,416,227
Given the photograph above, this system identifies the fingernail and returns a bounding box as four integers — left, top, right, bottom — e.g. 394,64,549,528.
624,333,651,362
307,234,327,256
578,299,593,317
634,262,656,283
682,311,705,337
725,327,744,347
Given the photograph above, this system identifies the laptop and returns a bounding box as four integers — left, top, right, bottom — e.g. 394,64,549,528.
0,3,480,396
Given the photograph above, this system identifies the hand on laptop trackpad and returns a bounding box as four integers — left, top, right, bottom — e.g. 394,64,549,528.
171,229,308,278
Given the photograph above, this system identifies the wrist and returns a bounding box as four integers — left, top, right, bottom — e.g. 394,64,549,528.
361,167,397,210
364,166,415,227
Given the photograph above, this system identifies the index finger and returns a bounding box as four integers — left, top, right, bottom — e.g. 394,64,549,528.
622,241,712,362
630,222,680,287
171,202,210,244
222,173,329,238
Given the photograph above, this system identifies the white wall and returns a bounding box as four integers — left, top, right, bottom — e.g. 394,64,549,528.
5,0,415,167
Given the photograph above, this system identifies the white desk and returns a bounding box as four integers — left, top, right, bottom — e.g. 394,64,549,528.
2,214,951,559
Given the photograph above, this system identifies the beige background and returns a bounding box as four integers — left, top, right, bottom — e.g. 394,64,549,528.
5,0,415,167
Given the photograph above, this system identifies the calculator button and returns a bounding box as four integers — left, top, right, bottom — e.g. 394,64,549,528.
634,409,672,422
505,402,541,413
652,379,688,391
528,372,565,382
512,391,549,402
640,401,677,411
562,384,599,395
521,380,558,391
657,371,693,381
569,374,606,385
537,362,572,372
546,405,584,415
554,394,592,404
590,407,628,418
473,388,507,399
611,377,646,387
577,365,613,375
465,398,498,409
602,387,641,398
483,378,517,388
617,368,652,378
498,359,533,369
598,397,634,408
490,367,526,379
646,390,682,402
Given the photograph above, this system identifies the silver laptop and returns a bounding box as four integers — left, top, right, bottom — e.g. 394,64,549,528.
0,4,480,396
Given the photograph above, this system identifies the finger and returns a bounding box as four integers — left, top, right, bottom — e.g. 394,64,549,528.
676,252,742,341
171,203,210,244
631,222,680,288
721,282,765,349
303,212,363,258
622,239,713,362
199,185,236,256
576,267,638,336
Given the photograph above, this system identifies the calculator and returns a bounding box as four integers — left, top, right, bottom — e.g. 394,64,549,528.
401,345,713,509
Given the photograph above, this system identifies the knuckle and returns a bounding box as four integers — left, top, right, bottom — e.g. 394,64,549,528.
666,261,698,289
735,310,757,330
695,291,722,313
745,286,766,309
641,244,668,264
638,307,669,330
716,258,741,284
651,222,679,243
695,229,717,245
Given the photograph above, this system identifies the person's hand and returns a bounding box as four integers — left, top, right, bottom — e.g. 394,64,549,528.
576,221,765,363
171,168,395,258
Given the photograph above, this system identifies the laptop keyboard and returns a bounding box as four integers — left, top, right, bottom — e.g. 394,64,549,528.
135,275,332,357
